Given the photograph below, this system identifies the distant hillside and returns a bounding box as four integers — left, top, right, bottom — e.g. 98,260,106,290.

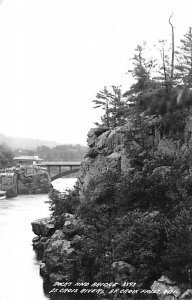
35,144,87,161
0,134,59,150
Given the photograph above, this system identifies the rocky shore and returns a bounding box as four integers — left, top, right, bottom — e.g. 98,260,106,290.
32,210,83,282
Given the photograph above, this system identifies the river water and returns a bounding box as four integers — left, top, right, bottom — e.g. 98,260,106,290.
0,178,92,300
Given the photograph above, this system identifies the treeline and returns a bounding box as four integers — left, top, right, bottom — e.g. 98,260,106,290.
0,144,14,169
93,24,192,128
14,144,87,162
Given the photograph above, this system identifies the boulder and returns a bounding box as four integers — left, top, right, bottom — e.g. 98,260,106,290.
96,130,110,149
180,289,192,299
31,217,55,237
87,128,98,147
112,261,135,273
32,236,48,250
150,276,181,300
63,215,79,236
42,229,76,282
112,261,135,283
40,263,48,277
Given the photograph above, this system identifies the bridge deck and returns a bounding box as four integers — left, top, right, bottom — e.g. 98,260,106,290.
37,161,81,180
37,161,81,167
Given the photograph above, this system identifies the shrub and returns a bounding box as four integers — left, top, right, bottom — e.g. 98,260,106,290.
76,155,192,284
49,186,80,227
49,155,192,285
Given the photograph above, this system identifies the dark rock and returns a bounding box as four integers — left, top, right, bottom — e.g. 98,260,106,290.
32,236,48,251
180,289,192,299
49,273,67,283
112,261,135,283
42,229,76,282
63,214,79,236
40,263,48,277
150,275,181,299
31,217,55,237
71,235,81,246
85,148,99,159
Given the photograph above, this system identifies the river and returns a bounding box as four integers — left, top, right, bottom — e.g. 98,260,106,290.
0,178,94,300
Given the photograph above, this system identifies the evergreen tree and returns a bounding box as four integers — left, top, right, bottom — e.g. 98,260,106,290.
92,86,111,127
176,27,192,88
93,85,128,128
124,43,157,112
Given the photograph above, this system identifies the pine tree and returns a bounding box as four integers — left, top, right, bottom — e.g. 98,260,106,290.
93,86,128,128
176,27,192,88
92,86,111,127
124,43,157,112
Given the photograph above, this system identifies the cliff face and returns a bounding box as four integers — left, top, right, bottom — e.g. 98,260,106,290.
34,111,192,287
78,113,192,197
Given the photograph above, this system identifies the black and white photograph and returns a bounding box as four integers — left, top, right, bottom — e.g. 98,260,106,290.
0,1,192,299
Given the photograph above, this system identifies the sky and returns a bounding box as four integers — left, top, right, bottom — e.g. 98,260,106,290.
0,0,191,145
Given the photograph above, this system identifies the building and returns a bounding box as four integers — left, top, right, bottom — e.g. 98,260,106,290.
13,156,43,166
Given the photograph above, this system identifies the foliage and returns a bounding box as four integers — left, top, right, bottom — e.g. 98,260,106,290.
49,187,80,228
93,85,129,128
14,144,87,162
0,144,14,169
163,208,192,282
72,154,192,284
49,154,192,285
93,26,192,130
124,43,158,112
176,27,192,88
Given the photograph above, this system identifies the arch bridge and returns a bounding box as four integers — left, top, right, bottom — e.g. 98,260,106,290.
37,161,81,181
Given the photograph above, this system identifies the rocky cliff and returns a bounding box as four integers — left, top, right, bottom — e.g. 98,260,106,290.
78,112,192,198
32,109,192,290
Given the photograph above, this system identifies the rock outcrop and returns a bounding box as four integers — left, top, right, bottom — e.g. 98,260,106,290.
0,165,51,197
150,275,192,300
31,217,55,237
0,172,17,197
32,213,82,283
78,113,192,198
16,165,51,194
41,229,76,282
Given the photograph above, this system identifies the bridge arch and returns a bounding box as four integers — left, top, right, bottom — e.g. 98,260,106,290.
51,168,79,181
37,161,81,182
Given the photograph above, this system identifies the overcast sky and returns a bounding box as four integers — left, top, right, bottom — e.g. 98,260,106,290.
0,0,191,145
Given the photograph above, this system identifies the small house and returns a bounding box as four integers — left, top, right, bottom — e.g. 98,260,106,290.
13,155,43,166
